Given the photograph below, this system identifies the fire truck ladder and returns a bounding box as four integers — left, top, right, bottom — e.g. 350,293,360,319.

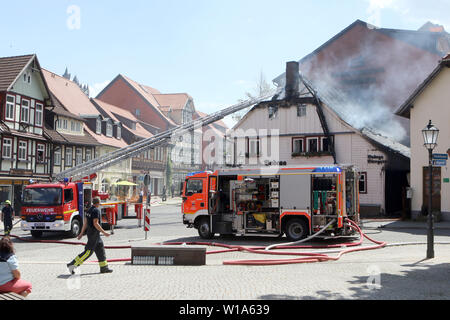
53,90,279,181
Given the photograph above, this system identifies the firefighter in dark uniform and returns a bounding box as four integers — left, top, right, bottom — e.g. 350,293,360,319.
1,201,14,236
67,197,113,274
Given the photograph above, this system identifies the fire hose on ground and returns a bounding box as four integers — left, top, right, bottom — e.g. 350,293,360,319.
2,218,450,266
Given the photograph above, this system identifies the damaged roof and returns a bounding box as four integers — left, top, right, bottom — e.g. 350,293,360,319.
360,127,410,158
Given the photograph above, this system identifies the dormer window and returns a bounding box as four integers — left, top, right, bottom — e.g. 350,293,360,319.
135,109,141,117
106,122,113,137
117,126,121,139
96,118,101,134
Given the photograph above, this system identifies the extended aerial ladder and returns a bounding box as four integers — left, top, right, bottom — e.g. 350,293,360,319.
53,89,280,181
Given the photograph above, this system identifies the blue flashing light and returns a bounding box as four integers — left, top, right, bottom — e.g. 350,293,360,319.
187,171,206,177
313,166,342,173
63,177,69,183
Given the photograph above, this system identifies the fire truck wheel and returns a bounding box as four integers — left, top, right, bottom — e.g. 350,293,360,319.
197,218,214,239
285,218,308,241
31,230,43,238
68,218,82,238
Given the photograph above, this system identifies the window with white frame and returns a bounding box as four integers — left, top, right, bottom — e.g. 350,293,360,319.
18,141,27,161
75,122,81,133
63,119,68,130
2,138,12,159
117,126,121,139
106,122,112,137
71,121,75,131
54,147,61,166
21,100,30,123
5,95,15,121
35,103,43,126
37,144,45,163
66,147,73,167
96,118,101,134
75,148,83,165
85,149,92,162
306,137,319,153
293,138,304,154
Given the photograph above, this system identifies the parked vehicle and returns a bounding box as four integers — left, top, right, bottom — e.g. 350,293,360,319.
182,165,360,240
21,181,128,238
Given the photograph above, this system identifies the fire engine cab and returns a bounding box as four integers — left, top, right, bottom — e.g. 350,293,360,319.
21,181,89,238
21,180,128,238
182,165,360,241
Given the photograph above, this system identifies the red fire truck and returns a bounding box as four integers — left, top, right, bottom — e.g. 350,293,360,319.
21,180,128,238
182,165,360,241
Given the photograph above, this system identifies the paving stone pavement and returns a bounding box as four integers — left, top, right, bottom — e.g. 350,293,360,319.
3,206,450,300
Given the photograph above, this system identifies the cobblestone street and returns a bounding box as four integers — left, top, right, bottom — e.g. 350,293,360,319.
3,203,450,300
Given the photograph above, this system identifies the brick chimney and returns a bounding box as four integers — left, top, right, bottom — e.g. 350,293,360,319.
285,61,300,99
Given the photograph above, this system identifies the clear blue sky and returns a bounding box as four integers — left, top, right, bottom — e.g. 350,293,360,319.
1,0,449,127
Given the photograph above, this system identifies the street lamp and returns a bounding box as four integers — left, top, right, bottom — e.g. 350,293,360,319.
422,120,439,259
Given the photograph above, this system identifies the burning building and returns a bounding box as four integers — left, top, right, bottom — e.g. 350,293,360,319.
272,20,450,145
230,60,410,217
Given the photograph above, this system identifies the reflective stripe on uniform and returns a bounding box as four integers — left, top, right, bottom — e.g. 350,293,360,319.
74,250,91,266
99,261,108,267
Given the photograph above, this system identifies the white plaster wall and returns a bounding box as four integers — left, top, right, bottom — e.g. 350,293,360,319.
410,67,450,218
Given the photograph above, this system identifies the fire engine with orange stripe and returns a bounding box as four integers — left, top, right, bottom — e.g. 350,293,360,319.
182,165,360,240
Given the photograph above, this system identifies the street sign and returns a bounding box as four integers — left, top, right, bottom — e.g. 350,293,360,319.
432,153,448,160
432,160,446,166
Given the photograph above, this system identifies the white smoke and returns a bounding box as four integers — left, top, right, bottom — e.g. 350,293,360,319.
297,28,440,146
